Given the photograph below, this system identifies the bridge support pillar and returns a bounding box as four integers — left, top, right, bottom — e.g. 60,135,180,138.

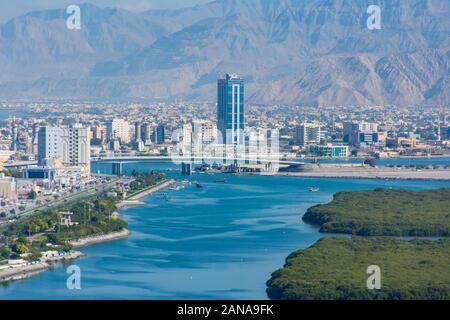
181,162,192,176
112,162,123,176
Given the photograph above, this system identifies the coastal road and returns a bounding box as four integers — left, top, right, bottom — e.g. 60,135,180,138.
0,177,130,231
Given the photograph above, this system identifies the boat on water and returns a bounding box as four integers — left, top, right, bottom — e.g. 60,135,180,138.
195,183,204,188
308,187,320,192
214,178,227,183
158,193,171,201
170,180,191,191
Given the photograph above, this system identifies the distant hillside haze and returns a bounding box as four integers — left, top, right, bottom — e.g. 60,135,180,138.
0,0,448,106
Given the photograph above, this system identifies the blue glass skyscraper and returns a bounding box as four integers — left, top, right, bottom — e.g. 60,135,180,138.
217,74,245,145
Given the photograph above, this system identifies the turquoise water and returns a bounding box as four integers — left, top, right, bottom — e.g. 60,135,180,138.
0,109,35,120
1,162,450,299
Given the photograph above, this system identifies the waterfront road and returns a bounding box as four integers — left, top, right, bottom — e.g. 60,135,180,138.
0,177,130,230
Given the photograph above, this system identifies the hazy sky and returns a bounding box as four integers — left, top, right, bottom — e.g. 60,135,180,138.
0,0,211,22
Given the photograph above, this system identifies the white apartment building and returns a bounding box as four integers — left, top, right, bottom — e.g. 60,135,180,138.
182,123,193,146
193,120,217,145
107,119,131,144
38,126,63,166
37,125,91,174
61,125,90,173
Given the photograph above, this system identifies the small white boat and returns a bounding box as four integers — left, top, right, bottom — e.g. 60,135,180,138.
308,187,320,192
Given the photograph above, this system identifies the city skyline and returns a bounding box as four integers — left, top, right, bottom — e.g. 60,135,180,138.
0,0,449,305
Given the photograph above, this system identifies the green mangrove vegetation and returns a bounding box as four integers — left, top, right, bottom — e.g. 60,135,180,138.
267,237,450,300
267,187,450,300
302,188,450,236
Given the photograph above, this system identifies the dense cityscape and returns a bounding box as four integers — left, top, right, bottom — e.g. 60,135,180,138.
0,73,449,223
0,0,449,311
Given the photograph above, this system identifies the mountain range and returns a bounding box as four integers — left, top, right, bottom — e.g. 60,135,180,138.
0,0,448,106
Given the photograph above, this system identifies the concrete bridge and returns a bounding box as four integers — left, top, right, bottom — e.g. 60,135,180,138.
91,155,306,166
3,161,38,169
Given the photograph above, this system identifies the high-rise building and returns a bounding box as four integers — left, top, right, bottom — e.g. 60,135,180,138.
17,131,33,154
38,125,90,173
11,122,18,151
141,123,157,145
60,125,90,172
32,123,39,155
182,123,193,146
217,73,245,145
295,123,321,146
134,122,142,142
106,119,130,143
155,125,165,145
38,126,63,166
141,123,152,144
140,124,164,145
91,125,104,142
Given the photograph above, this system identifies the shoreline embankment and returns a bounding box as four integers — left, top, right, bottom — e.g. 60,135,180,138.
0,180,175,284
274,164,450,181
117,179,176,208
69,229,132,248
0,251,85,283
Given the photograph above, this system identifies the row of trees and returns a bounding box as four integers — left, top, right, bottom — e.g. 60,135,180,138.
1,170,161,262
128,171,166,196
0,236,43,261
